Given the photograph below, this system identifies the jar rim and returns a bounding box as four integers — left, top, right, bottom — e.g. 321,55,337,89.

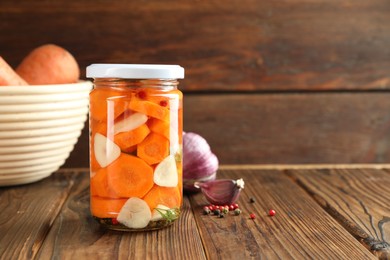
86,64,185,79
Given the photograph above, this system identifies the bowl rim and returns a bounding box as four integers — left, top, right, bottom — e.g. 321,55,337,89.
0,80,92,94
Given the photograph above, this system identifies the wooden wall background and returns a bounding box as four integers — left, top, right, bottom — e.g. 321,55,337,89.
1,0,389,167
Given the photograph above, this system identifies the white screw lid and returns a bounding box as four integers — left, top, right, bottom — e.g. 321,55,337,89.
86,64,184,79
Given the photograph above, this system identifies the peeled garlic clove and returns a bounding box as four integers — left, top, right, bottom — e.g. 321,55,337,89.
117,197,151,229
194,178,245,205
112,112,148,135
93,133,121,168
154,155,178,187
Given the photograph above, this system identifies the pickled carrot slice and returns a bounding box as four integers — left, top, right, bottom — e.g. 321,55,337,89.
90,196,127,218
90,88,129,122
137,133,169,165
90,167,120,198
148,118,170,139
106,153,154,198
142,185,181,211
129,94,169,121
114,124,150,152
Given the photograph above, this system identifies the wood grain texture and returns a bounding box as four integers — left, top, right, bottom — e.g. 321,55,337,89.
36,170,206,260
183,92,390,164
286,168,390,259
0,0,389,91
0,171,77,259
189,169,375,259
63,91,390,167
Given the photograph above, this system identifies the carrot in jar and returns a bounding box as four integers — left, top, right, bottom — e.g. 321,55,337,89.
143,185,181,211
114,124,150,152
129,94,169,121
106,153,154,198
137,133,169,165
90,196,127,218
148,118,170,139
90,88,129,122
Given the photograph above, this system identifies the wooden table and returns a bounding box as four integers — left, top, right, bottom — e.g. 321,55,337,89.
1,166,389,259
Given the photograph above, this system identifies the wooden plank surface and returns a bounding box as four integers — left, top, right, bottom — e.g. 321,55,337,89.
1,167,385,259
0,0,389,91
64,92,390,168
0,170,77,259
189,169,375,259
287,168,390,259
36,170,206,260
183,92,390,164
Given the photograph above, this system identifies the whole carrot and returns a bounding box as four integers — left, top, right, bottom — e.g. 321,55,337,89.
0,56,28,86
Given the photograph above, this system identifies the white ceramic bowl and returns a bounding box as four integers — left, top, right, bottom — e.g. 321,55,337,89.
0,81,92,186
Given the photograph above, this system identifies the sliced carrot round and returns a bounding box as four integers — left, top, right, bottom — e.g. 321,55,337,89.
129,94,169,121
114,124,150,152
106,153,154,198
90,167,119,198
90,88,130,122
137,133,169,165
143,185,181,210
90,196,127,218
148,118,170,139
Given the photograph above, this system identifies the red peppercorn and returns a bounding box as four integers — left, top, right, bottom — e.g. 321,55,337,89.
249,213,256,219
112,218,119,225
229,205,235,211
137,91,146,99
269,209,276,216
233,203,239,209
159,100,168,107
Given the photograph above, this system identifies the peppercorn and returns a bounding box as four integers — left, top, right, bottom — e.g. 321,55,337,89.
234,208,241,216
219,213,225,218
249,197,256,203
269,209,276,216
222,207,229,214
203,207,211,215
233,203,239,209
249,213,256,219
213,209,221,216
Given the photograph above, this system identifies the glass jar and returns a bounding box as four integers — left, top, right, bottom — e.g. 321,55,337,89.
86,64,184,231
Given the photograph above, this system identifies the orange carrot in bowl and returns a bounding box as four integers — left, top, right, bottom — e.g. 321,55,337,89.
137,133,169,165
90,196,127,218
0,56,28,86
106,153,154,198
16,44,80,85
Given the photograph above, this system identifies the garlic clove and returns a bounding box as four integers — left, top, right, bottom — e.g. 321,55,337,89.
183,171,217,193
194,178,245,205
93,133,121,168
117,197,151,229
154,155,178,187
112,112,148,135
